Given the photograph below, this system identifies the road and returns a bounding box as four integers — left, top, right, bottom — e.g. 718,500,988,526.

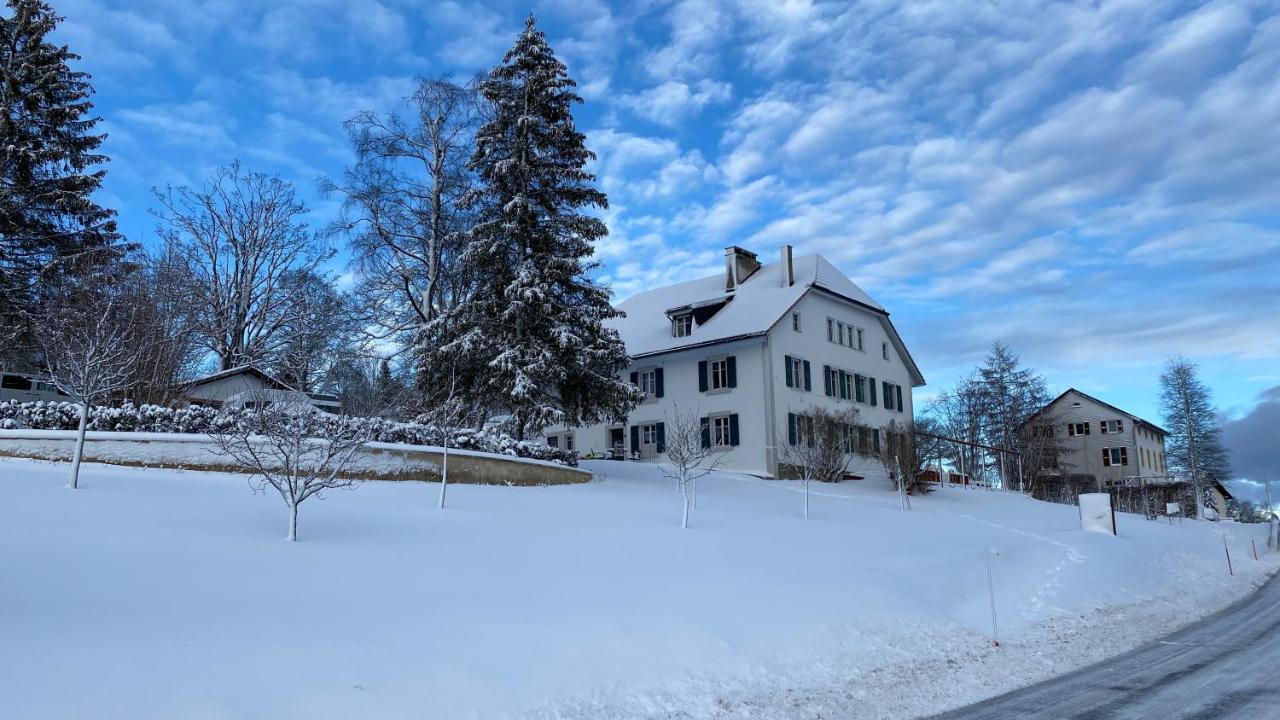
931,574,1280,719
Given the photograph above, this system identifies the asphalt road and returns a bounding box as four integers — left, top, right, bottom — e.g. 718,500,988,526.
930,574,1280,720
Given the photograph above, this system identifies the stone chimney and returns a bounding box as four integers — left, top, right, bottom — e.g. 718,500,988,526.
780,244,794,287
724,246,761,292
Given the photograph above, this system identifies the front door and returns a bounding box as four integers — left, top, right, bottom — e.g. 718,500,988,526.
608,427,625,459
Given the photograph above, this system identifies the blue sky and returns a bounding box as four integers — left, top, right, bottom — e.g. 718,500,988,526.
47,0,1280,476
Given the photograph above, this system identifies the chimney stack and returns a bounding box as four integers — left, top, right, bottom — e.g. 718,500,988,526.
724,246,761,292
780,244,794,287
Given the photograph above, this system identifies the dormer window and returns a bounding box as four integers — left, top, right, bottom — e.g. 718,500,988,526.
672,314,693,337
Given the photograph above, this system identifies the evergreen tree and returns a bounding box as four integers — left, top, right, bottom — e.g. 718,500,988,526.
433,16,638,438
1160,355,1231,517
0,0,122,347
974,342,1053,490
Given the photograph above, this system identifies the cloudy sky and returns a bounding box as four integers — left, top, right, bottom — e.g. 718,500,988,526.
47,0,1280,487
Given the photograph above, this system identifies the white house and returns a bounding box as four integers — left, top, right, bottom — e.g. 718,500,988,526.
180,367,341,414
543,245,925,478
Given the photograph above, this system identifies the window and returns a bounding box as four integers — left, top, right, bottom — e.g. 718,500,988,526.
882,381,895,411
639,369,657,396
838,321,846,346
858,426,871,454
565,434,575,452
712,416,732,447
789,414,815,447
827,317,834,342
785,355,809,390
547,436,559,448
1102,447,1128,467
1100,419,1125,434
872,428,882,453
856,327,865,351
855,374,866,403
1068,422,1090,436
710,358,729,390
792,312,801,332
672,314,693,337
882,341,890,360
1,374,31,391
641,424,658,445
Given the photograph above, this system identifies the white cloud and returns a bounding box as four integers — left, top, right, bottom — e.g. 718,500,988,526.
622,80,732,126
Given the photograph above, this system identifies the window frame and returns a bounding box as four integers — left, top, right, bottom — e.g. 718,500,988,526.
712,415,733,447
709,357,730,390
672,314,693,337
792,312,801,332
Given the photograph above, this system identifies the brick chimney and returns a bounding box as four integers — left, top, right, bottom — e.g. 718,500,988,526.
780,244,794,287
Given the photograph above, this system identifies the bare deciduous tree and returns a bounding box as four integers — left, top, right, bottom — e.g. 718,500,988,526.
875,419,929,511
660,407,724,529
209,399,375,541
37,284,137,489
153,162,330,371
777,406,860,520
326,77,480,397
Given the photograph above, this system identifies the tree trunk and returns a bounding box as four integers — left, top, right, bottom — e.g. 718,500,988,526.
439,439,449,509
681,484,690,529
288,501,299,542
804,478,810,520
69,401,90,489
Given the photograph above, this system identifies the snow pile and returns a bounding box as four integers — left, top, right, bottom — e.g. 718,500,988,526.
0,400,575,465
1,457,1274,719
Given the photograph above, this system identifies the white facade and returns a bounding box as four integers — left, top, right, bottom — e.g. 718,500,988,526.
182,367,341,413
544,246,925,478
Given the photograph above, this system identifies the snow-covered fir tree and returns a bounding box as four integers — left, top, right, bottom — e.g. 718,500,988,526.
432,16,639,439
0,0,123,349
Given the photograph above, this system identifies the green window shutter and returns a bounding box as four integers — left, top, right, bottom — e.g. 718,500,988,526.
869,377,877,406
727,356,737,387
823,365,832,396
655,368,664,398
656,422,666,453
882,381,892,410
788,413,797,446
630,425,640,452
785,355,794,388
896,385,903,413
855,374,865,403
698,361,708,392
701,417,711,448
803,360,812,391
729,414,739,446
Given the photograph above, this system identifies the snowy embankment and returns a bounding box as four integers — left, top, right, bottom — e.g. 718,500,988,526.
0,429,588,484
1,457,1274,720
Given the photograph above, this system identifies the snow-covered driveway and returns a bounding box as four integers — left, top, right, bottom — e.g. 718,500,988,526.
0,456,1274,719
931,573,1280,719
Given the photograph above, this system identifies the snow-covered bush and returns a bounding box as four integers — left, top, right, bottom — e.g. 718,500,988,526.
0,401,577,466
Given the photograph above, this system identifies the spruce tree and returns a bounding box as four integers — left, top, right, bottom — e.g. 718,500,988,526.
436,16,638,438
0,0,121,344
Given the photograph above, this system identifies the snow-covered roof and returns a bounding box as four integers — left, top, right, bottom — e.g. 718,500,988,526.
611,253,925,386
182,366,296,392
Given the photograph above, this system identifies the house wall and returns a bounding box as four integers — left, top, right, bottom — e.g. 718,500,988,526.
1044,390,1166,491
543,287,920,482
765,291,915,480
184,374,270,404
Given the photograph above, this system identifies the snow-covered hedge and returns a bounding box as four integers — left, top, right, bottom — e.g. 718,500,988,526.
0,401,577,466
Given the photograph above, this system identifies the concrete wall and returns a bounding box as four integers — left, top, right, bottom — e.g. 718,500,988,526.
0,432,589,487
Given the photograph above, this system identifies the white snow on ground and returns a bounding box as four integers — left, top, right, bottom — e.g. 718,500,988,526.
1,456,1275,720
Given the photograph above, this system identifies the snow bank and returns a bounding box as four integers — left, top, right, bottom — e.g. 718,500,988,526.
0,457,1273,720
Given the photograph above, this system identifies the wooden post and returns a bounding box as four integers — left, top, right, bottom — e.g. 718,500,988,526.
1224,535,1234,576
1252,538,1259,561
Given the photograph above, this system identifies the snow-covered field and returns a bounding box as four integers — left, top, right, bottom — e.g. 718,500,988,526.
2,456,1275,720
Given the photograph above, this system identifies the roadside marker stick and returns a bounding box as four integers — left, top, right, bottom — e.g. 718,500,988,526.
987,550,1000,648
1223,535,1234,576
1252,539,1259,561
